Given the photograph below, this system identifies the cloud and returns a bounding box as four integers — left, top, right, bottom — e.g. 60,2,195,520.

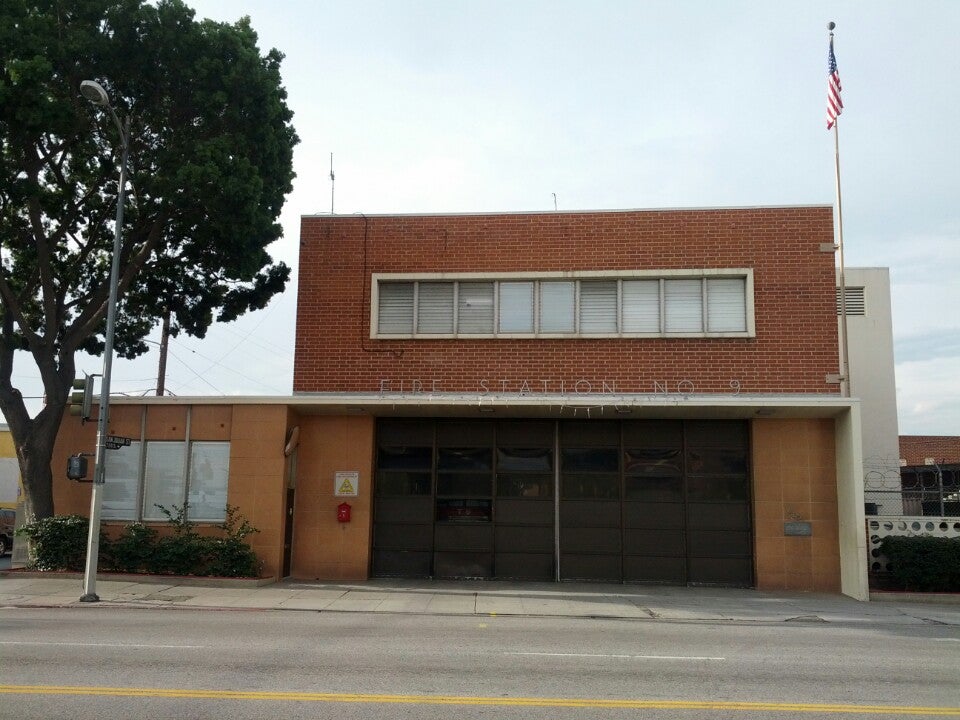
896,356,960,435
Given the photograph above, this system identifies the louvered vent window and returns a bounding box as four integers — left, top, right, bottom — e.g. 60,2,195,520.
836,287,865,316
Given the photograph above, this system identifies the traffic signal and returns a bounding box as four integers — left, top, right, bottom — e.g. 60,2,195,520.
69,373,95,423
67,454,90,481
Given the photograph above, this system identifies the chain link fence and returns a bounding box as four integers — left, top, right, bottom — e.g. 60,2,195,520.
863,462,960,586
864,463,960,518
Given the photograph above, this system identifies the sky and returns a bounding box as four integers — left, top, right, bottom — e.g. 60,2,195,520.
13,0,959,436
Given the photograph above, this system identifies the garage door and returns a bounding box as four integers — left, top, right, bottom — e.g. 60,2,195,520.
372,418,752,586
372,419,555,580
560,419,753,585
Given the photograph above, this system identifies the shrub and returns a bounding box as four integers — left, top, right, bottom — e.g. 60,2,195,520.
879,536,960,592
17,505,262,578
102,523,158,573
15,514,90,571
149,504,209,575
205,537,261,578
206,505,261,577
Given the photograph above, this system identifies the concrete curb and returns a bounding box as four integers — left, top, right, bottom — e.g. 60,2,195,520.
870,590,960,604
0,569,276,588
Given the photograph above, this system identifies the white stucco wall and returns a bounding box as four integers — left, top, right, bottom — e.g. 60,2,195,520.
840,267,901,513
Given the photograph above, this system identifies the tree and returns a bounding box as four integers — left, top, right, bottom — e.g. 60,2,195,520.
0,0,298,521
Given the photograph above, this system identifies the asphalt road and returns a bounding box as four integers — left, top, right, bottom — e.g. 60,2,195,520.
1,606,958,719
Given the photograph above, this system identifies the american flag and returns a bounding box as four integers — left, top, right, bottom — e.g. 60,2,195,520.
826,37,843,129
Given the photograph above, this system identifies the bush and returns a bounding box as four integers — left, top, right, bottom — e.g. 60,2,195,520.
17,505,262,578
879,536,960,592
102,523,158,573
16,514,90,571
149,504,210,576
205,506,261,577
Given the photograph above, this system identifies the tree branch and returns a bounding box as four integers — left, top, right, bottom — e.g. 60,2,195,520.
62,212,169,351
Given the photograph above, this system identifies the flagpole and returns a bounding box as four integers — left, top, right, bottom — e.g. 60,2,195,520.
830,21,851,398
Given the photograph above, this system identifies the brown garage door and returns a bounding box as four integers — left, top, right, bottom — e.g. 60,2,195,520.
372,418,752,586
372,419,555,580
619,420,753,586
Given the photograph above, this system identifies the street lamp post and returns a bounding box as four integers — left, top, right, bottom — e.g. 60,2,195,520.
79,79,129,603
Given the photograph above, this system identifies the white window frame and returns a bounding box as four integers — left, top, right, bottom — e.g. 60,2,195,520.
371,269,755,339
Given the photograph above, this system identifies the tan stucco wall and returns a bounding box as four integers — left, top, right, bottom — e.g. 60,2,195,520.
52,407,101,515
289,415,374,580
226,405,288,578
752,418,841,591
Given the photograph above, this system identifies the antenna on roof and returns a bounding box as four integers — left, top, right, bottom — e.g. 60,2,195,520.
552,193,558,211
330,152,335,214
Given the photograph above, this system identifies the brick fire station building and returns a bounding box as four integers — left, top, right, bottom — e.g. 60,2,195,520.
53,205,868,599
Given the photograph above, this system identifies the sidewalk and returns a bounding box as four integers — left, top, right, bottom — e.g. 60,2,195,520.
2,573,959,625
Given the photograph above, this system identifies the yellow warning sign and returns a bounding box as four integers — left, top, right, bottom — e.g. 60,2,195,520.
334,471,359,497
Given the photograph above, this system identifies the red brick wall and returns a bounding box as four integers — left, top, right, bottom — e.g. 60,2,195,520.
899,436,960,465
295,207,839,394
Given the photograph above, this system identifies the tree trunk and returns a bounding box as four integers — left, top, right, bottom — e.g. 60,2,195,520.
11,402,66,523
0,313,75,522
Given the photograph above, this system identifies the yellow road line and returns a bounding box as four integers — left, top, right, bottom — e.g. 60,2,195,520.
1,685,958,715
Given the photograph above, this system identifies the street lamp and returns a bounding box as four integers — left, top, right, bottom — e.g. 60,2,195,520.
79,79,129,603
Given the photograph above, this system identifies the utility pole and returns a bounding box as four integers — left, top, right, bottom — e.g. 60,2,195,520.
156,307,170,396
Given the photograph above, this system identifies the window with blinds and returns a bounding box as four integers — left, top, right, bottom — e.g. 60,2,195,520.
664,279,703,333
417,282,454,333
540,281,575,332
499,282,535,333
458,282,495,333
374,272,752,338
378,282,414,334
579,281,618,333
622,280,660,333
706,278,747,332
